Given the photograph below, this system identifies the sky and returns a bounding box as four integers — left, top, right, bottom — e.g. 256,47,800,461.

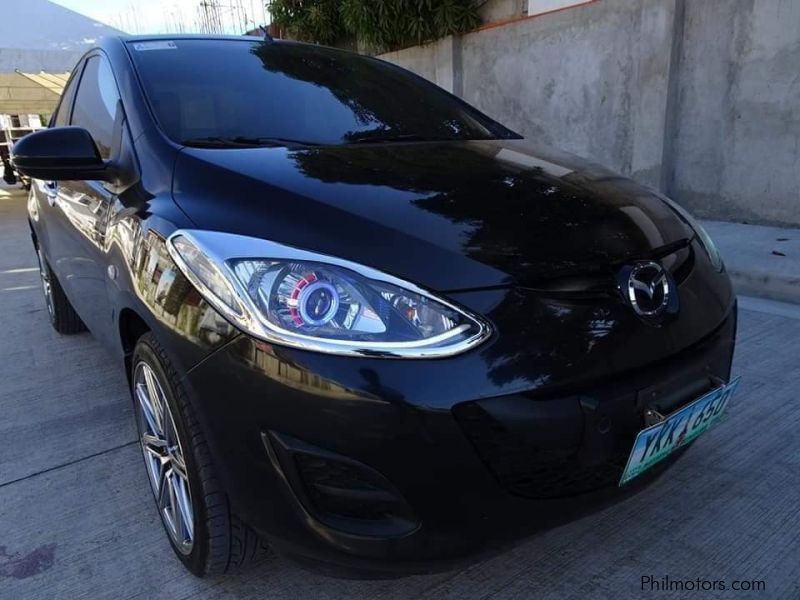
50,0,270,35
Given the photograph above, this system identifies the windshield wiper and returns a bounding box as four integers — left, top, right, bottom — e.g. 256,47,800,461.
180,136,315,148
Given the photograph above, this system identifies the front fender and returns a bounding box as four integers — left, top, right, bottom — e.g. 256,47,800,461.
104,202,239,376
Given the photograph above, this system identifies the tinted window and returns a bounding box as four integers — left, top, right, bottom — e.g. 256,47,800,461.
129,39,517,146
51,63,83,127
71,55,120,159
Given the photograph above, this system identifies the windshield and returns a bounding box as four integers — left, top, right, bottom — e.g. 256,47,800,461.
128,38,518,147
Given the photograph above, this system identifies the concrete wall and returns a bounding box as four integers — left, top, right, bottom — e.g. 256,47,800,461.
460,0,675,189
670,0,800,225
379,37,457,93
378,0,800,226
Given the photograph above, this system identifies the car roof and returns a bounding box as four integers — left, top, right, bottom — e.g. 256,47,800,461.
99,33,331,56
118,33,266,43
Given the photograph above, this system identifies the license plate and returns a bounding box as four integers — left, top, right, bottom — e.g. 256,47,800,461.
619,376,741,486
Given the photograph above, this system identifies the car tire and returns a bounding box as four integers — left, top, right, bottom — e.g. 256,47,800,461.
35,243,87,334
131,332,270,576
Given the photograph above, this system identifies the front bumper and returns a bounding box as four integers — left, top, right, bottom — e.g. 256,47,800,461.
181,298,737,577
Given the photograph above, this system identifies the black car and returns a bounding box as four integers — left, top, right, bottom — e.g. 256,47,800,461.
12,35,738,578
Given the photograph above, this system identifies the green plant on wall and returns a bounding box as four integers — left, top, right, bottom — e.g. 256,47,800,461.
269,0,482,51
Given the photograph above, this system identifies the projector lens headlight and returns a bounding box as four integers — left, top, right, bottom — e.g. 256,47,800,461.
167,230,491,358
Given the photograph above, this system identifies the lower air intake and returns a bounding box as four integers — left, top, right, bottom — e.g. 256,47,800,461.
264,431,418,536
453,400,632,499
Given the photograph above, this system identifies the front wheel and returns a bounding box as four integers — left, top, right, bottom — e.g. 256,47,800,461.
131,333,269,576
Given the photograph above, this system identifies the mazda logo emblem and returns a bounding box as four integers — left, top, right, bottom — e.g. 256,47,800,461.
623,261,675,319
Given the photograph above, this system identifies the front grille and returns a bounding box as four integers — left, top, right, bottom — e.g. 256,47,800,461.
517,244,694,298
453,401,633,499
453,302,735,501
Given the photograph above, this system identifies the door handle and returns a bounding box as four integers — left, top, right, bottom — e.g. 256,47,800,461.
45,181,58,206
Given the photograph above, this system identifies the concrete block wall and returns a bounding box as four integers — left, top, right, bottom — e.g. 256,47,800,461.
378,0,800,226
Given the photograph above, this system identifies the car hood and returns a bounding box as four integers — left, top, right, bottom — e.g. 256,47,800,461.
171,139,693,292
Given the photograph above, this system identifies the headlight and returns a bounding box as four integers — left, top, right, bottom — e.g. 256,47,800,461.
658,195,724,272
167,230,491,358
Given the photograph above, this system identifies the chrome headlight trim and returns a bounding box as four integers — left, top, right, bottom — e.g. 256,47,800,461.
166,229,492,358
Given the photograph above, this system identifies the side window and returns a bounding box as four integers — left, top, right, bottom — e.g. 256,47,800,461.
70,55,121,159
51,63,83,127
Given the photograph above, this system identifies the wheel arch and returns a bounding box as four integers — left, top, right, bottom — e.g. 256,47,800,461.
119,306,151,384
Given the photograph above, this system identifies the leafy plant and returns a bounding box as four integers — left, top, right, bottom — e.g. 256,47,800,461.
269,0,482,51
269,0,345,45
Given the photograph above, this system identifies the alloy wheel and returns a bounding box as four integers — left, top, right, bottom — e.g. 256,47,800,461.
133,361,195,554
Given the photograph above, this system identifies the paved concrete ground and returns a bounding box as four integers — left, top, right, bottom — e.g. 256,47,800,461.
703,220,800,305
1,184,798,599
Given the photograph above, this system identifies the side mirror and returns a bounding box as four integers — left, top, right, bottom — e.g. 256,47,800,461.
11,127,110,182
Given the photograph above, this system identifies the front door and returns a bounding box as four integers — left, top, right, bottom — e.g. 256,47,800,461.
46,53,122,344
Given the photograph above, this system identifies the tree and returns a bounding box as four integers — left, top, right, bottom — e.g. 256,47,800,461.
269,0,482,51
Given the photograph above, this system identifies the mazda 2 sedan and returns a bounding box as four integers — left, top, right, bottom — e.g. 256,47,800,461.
13,35,739,577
